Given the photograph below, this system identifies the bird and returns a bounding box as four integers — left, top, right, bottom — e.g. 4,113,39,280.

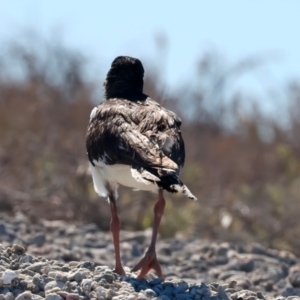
86,56,197,279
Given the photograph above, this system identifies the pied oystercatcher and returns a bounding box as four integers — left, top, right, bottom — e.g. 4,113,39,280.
86,56,197,278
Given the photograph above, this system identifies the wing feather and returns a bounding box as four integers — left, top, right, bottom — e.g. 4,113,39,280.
86,98,184,171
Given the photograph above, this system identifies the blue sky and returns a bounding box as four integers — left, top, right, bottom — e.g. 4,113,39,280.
0,0,299,113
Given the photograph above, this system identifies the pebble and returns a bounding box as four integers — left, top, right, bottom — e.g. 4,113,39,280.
19,256,33,264
15,291,32,300
2,269,18,284
45,293,62,300
1,215,300,299
44,280,65,292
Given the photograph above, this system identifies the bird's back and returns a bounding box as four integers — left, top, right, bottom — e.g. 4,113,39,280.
86,97,185,172
86,55,196,200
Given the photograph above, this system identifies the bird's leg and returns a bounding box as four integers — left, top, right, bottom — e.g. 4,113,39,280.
109,196,126,276
132,189,165,278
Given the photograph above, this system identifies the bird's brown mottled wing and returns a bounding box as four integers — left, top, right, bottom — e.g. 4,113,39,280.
86,98,185,171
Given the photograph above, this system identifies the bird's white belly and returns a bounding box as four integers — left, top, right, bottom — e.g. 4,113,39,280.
90,161,158,198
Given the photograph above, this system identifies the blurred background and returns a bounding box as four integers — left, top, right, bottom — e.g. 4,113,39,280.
1,0,300,254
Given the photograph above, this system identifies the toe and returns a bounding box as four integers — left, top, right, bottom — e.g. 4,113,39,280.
131,255,147,273
150,258,164,279
131,251,164,279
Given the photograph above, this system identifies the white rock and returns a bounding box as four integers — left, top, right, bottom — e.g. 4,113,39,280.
2,269,18,285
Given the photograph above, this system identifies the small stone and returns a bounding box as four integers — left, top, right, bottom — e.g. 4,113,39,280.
45,280,65,292
0,223,7,234
100,272,115,283
72,282,79,291
62,281,72,292
11,277,20,287
11,253,19,260
74,271,84,283
137,285,148,292
25,262,48,273
29,283,40,293
68,261,80,267
10,261,20,270
240,259,255,272
12,289,24,298
4,292,14,300
225,288,237,294
176,282,188,293
112,296,132,300
231,290,258,300
161,285,173,297
56,292,68,299
47,271,67,283
32,295,44,300
256,291,266,299
45,293,63,300
5,248,13,255
264,282,273,292
217,285,230,300
81,278,93,294
15,291,32,300
144,288,157,298
61,265,71,272
32,273,44,290
209,283,219,291
2,269,18,284
152,287,161,296
137,293,147,300
19,255,33,264
131,244,141,257
282,287,300,297
42,266,52,275
1,287,10,294
194,283,211,296
30,234,46,247
289,265,300,288
175,294,191,300
204,296,218,300
65,293,81,300
19,280,28,289
149,278,163,286
78,261,94,270
106,289,116,299
47,287,62,295
158,296,171,300
228,280,237,288
12,245,26,255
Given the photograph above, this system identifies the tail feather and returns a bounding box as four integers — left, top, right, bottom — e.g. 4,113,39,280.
138,167,197,200
169,183,197,200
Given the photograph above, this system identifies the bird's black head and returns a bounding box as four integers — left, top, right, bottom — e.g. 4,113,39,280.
104,56,147,101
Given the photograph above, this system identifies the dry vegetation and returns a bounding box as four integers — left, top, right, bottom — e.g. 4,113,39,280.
1,37,300,254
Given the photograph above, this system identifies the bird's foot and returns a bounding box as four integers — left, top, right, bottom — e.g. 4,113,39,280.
113,265,126,276
131,249,164,279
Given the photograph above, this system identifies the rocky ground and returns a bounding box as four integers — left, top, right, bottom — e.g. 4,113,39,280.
1,213,300,300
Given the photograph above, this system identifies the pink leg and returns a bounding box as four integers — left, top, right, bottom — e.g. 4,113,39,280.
132,189,165,278
110,198,126,275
